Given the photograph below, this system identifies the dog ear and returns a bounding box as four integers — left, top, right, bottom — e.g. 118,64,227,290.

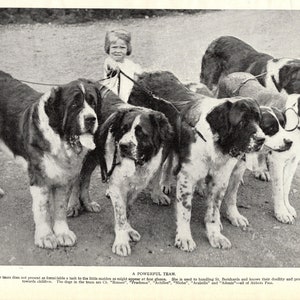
150,112,174,146
96,110,126,146
271,107,286,128
278,64,300,92
206,101,232,139
95,110,126,182
44,86,63,134
78,78,94,84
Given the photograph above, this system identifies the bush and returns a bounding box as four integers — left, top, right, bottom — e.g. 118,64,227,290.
0,8,207,25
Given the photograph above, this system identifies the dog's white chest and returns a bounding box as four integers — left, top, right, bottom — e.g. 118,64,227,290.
111,150,163,189
42,142,88,184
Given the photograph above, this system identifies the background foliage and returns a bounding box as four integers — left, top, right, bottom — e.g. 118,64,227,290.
0,8,207,24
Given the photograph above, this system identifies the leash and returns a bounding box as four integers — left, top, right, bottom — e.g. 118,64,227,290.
232,72,268,96
117,69,207,142
18,76,111,87
104,141,120,183
284,107,300,132
19,79,60,86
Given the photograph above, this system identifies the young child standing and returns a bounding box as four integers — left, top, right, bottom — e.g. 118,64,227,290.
103,29,143,102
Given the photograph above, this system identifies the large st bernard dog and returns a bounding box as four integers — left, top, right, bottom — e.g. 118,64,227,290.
0,70,99,249
128,71,266,251
200,36,300,96
217,72,300,225
68,86,174,256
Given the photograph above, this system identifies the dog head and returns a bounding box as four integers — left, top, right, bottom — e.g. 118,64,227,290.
260,106,292,152
100,108,173,168
206,97,265,157
44,79,100,150
278,59,300,94
116,109,173,165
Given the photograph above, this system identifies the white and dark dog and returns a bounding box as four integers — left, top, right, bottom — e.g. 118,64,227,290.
217,72,300,225
0,70,99,248
200,36,300,96
68,86,174,256
128,71,266,251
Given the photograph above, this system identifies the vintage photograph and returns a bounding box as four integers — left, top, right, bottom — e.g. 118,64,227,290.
0,5,300,271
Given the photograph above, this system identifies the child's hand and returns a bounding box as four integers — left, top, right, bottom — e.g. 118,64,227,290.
107,66,120,78
105,57,120,77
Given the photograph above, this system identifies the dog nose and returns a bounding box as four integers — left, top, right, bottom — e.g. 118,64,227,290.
120,142,134,156
85,116,96,129
120,143,129,153
284,138,293,148
256,136,265,146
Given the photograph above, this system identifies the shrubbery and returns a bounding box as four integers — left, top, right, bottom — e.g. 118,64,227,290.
0,8,206,25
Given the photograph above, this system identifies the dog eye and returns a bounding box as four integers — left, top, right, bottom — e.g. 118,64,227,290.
72,94,83,108
87,95,96,108
239,119,248,127
135,126,147,138
136,129,146,138
71,102,79,109
121,124,129,133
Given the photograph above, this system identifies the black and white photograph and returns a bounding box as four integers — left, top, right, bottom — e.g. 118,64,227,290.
0,0,300,299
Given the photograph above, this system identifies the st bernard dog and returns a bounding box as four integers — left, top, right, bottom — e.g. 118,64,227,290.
68,86,174,256
200,36,300,96
0,70,99,249
217,72,300,225
128,71,265,251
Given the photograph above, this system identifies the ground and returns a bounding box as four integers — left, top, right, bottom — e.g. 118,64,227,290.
0,9,300,267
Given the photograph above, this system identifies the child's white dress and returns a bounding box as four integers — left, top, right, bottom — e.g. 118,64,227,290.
103,57,143,102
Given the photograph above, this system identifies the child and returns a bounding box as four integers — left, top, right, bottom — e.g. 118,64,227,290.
103,29,143,102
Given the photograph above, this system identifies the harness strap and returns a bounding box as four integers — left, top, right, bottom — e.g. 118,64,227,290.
118,69,207,143
232,77,258,96
284,107,300,132
232,72,268,96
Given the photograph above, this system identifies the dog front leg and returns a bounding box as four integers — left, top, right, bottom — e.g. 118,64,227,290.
109,187,140,256
149,164,172,206
53,185,77,246
283,155,299,220
224,159,249,228
30,185,58,249
67,175,82,217
67,152,100,217
268,152,295,223
160,151,174,195
174,170,196,252
205,160,237,249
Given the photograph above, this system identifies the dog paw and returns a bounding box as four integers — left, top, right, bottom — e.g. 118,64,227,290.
152,192,171,206
207,233,232,249
112,241,132,256
275,208,295,224
35,231,58,249
84,201,101,213
226,207,249,228
55,230,77,247
162,184,172,195
67,203,82,217
112,228,141,256
286,204,297,218
128,229,141,242
254,171,270,182
174,235,196,252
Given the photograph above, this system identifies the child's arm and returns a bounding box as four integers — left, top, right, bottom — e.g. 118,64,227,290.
104,57,120,78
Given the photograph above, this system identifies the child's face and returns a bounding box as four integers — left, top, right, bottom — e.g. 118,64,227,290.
109,38,127,62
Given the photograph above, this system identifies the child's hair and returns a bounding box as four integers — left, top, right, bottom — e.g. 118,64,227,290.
104,29,132,56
